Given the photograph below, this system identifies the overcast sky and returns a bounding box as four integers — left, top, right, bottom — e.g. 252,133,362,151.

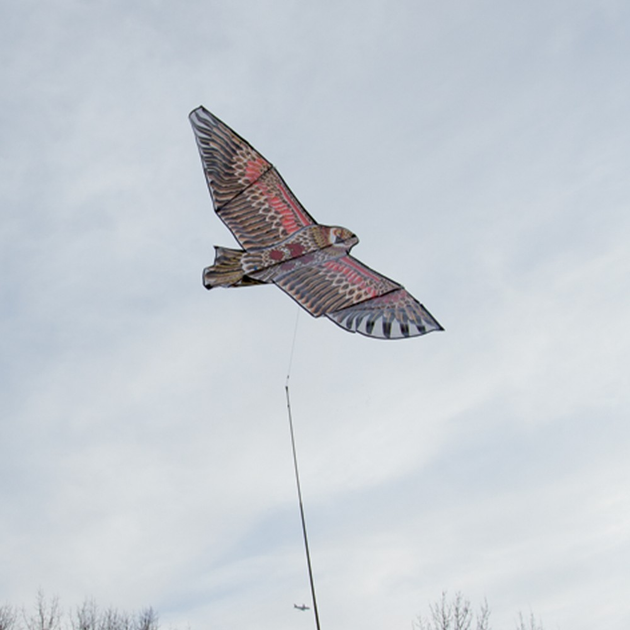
2,1,630,629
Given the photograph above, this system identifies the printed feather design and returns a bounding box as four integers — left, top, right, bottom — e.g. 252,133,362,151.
189,106,443,339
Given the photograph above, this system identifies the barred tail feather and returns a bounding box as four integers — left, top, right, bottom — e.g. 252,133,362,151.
203,246,266,289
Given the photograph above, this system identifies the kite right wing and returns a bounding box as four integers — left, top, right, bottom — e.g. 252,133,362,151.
261,251,443,339
326,288,443,339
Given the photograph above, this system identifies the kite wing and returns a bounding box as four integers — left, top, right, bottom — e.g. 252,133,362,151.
189,106,317,250
326,288,442,339
264,252,443,339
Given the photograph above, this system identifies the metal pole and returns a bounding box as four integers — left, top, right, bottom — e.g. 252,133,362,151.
285,382,322,630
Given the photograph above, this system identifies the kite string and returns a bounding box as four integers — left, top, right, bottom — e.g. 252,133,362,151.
286,308,300,387
284,310,322,630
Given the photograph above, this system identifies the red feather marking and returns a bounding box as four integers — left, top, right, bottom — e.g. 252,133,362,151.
251,178,309,234
275,183,312,229
287,243,305,257
244,156,268,182
341,256,385,282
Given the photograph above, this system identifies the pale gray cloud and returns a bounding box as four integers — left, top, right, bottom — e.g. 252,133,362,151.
1,1,629,629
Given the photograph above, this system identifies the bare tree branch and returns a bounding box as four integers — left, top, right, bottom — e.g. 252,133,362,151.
0,604,17,630
23,593,61,630
7,596,178,630
516,611,545,630
415,592,493,630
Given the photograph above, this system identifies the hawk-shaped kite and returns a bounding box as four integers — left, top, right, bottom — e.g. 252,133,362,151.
189,106,443,339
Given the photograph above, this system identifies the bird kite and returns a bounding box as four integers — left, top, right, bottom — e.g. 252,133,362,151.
189,106,443,339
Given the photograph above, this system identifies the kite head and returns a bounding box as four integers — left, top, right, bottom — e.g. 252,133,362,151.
327,226,359,250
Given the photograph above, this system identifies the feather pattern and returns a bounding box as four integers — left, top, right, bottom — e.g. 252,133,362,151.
326,289,443,339
190,106,443,339
267,253,402,317
189,106,316,250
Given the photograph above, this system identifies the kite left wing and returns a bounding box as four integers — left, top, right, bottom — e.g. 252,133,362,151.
189,106,317,250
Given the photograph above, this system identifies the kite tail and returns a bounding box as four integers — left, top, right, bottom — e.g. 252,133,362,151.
203,246,264,289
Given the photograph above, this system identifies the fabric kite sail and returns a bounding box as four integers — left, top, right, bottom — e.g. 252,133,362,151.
189,106,443,340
